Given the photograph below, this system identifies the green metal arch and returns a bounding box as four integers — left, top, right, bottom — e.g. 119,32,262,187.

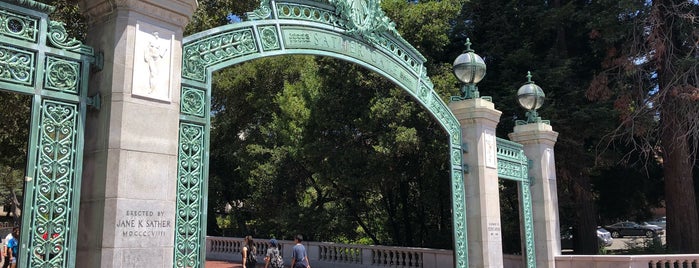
176,1,467,267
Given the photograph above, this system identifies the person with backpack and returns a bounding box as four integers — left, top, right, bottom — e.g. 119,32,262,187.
242,235,257,268
264,239,284,268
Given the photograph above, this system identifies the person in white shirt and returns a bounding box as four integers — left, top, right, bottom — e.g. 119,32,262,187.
2,230,13,268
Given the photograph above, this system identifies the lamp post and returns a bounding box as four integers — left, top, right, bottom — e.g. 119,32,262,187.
451,38,486,101
516,71,548,125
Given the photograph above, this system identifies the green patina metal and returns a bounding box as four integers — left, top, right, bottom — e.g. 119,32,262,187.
177,0,467,267
496,137,536,268
0,1,97,267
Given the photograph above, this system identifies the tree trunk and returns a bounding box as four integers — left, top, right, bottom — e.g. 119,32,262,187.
661,109,699,253
570,174,599,254
654,0,699,253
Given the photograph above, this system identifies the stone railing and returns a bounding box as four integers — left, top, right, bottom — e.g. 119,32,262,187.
555,255,699,268
207,236,699,268
206,236,454,268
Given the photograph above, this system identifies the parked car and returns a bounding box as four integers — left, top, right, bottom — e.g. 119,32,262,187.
646,216,666,228
561,227,613,249
604,221,664,238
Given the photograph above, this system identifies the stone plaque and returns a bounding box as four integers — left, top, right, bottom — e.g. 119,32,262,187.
133,22,173,101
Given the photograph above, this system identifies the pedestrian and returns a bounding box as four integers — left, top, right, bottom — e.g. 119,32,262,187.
6,228,19,268
264,238,284,268
2,228,14,268
242,235,257,268
291,234,310,268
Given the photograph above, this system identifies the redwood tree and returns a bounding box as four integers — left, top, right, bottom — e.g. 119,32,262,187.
588,0,699,252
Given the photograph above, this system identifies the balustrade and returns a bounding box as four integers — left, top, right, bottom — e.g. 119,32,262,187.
208,236,699,268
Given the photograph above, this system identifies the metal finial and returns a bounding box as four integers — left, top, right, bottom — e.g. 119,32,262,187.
526,71,534,84
464,38,474,53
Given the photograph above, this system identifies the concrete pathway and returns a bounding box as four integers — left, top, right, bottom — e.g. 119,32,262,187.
205,260,243,268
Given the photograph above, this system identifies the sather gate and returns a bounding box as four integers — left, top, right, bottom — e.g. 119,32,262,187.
0,0,559,267
176,0,538,267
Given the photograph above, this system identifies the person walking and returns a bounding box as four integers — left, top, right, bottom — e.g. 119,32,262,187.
291,234,310,268
242,235,257,268
6,228,19,268
2,228,14,268
264,239,283,268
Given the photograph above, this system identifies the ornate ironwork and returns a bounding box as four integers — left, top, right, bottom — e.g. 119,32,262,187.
0,1,95,267
0,45,34,85
174,123,206,268
496,137,536,268
179,0,468,266
182,28,257,82
0,8,38,42
181,87,206,118
44,56,80,94
25,100,78,267
247,0,273,20
259,26,280,51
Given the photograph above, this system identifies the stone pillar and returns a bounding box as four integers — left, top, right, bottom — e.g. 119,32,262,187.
509,123,560,268
449,98,503,268
76,1,197,267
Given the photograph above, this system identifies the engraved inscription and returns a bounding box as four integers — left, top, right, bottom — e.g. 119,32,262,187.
282,28,417,89
116,210,171,238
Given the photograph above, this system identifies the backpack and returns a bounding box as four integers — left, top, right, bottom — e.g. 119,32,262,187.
270,248,284,268
245,246,257,265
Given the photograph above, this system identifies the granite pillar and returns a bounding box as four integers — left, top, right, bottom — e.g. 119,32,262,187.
509,123,560,268
76,1,197,267
449,98,503,268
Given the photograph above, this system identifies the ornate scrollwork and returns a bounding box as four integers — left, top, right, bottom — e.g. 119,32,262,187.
0,45,34,85
182,29,257,82
47,20,81,50
181,87,206,118
0,8,39,42
259,26,280,51
27,100,78,267
247,0,273,20
45,57,79,94
175,123,205,268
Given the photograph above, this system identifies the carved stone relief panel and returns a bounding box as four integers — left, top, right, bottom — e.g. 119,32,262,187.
133,22,174,101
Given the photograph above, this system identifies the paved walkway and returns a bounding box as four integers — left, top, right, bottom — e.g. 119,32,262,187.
205,260,243,268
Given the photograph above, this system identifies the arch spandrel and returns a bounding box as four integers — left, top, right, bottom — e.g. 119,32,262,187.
178,0,467,267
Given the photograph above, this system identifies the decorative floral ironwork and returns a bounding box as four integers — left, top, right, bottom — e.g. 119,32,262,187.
26,100,78,267
181,87,206,118
451,171,468,267
45,56,79,94
175,123,205,268
182,28,257,82
259,26,280,51
0,8,38,42
0,45,34,85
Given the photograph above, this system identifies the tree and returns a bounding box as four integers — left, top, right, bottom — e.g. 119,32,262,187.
587,0,699,253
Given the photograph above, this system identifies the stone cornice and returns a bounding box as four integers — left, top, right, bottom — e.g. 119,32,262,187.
449,98,503,127
78,0,198,28
508,123,559,146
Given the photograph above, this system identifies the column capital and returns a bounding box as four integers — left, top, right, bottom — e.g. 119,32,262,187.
509,122,559,146
78,0,198,29
448,98,502,127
